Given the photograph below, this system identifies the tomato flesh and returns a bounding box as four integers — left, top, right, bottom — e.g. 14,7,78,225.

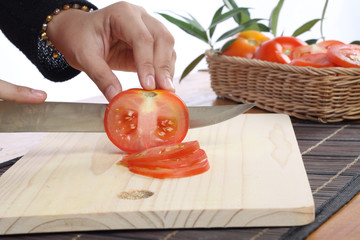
104,89,189,153
327,44,360,68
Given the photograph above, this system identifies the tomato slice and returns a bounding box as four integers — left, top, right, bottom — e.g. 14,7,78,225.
327,44,360,68
290,53,335,68
119,141,200,166
128,157,210,179
290,45,326,59
104,89,189,153
124,149,207,169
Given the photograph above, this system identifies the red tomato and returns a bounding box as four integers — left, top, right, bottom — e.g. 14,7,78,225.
327,44,360,68
290,53,336,68
290,45,326,59
104,89,189,153
316,40,345,50
221,30,269,58
125,149,207,169
254,36,307,64
119,141,200,166
128,157,210,179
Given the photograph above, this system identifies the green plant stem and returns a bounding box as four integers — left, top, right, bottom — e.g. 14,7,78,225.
320,0,329,41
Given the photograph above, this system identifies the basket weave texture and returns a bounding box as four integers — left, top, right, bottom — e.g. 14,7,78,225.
206,50,360,123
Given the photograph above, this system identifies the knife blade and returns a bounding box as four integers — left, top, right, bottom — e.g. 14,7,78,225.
0,101,254,132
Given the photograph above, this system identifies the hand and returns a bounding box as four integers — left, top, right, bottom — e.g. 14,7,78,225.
47,1,176,102
0,79,47,103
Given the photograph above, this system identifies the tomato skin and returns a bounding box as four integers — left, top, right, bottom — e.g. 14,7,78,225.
290,53,335,68
119,141,200,166
221,30,269,58
316,40,345,50
254,36,307,64
327,44,360,68
104,89,189,153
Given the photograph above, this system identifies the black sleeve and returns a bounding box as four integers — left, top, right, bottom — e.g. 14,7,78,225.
0,0,97,82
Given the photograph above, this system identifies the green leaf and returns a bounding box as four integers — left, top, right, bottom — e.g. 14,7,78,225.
256,23,271,32
209,8,251,29
209,6,224,39
292,19,320,37
180,53,206,81
350,40,360,45
158,13,209,44
269,0,285,37
306,39,319,45
223,0,251,24
215,18,262,42
220,39,237,52
166,11,205,31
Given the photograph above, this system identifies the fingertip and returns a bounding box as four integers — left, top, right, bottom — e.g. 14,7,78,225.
162,77,175,92
104,84,122,102
141,75,156,90
31,89,47,102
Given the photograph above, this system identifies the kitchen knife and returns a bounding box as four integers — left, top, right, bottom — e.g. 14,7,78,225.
0,101,254,132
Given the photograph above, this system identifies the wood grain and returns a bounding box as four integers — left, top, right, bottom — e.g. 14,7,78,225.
0,114,314,235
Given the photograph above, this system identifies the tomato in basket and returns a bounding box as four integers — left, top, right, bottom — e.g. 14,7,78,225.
254,36,307,64
327,44,360,68
221,30,269,58
290,53,336,68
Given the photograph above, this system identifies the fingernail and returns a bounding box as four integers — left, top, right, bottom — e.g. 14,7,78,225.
144,75,156,89
31,89,47,99
164,77,175,92
105,85,119,101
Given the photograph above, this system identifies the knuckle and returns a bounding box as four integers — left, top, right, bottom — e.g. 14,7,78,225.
139,32,154,45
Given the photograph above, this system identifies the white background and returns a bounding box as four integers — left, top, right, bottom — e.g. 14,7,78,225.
1,0,359,102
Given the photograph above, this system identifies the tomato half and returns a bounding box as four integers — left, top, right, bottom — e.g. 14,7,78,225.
254,36,307,64
119,141,200,166
327,44,360,68
290,53,335,68
104,89,189,153
128,157,210,179
221,30,269,58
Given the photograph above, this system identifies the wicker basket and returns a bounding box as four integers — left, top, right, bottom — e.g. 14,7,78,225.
205,50,360,123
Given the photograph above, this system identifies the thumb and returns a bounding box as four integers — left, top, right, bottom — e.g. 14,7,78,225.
0,80,47,103
81,56,122,102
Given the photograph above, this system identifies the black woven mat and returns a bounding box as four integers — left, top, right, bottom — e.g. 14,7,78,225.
280,172,360,240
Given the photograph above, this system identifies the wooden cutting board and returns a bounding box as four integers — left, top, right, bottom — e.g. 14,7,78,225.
0,114,314,235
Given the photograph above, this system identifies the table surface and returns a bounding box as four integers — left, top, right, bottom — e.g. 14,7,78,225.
1,71,360,240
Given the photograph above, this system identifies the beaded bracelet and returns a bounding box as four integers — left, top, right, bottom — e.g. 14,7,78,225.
40,4,94,58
